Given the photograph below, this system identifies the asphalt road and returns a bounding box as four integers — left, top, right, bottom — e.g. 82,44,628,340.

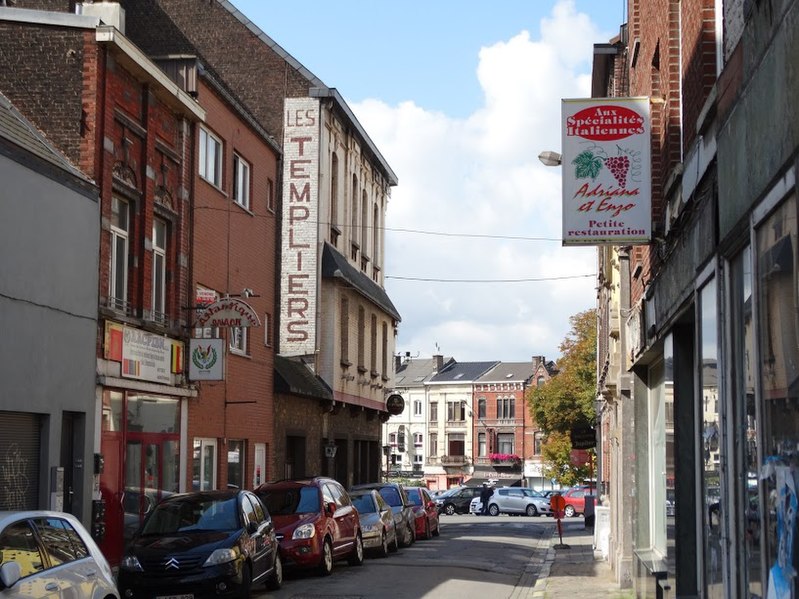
257,513,555,599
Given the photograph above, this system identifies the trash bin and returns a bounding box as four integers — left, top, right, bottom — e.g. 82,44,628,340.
584,495,595,528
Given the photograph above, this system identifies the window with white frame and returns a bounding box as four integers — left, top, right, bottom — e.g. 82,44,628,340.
192,437,217,490
413,400,422,417
429,433,437,456
478,432,486,457
110,196,129,311
198,127,222,187
233,153,250,209
413,433,423,447
152,218,167,321
389,432,397,446
229,326,247,355
496,433,514,455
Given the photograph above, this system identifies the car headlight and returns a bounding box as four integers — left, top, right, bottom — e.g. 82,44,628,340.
119,555,143,572
292,523,316,540
203,547,239,567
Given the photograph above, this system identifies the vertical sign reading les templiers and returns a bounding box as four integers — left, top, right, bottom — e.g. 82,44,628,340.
280,98,319,356
561,97,651,245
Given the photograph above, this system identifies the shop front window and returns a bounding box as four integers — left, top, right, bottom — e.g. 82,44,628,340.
756,193,799,599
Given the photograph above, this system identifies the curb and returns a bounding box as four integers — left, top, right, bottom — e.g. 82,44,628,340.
509,526,556,599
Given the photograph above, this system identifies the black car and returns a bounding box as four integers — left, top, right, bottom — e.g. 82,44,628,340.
350,482,416,547
435,486,482,515
118,489,282,598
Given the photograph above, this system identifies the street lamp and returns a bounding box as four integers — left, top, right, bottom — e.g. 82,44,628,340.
538,151,562,167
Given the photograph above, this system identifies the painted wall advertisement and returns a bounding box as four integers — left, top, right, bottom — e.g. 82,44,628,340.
279,97,319,356
561,97,651,245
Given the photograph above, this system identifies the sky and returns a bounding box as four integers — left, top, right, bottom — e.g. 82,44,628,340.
231,0,627,364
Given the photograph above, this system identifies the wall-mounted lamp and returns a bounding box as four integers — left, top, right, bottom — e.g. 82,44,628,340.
538,151,562,167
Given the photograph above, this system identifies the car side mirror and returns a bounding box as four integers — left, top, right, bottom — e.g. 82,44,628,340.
0,561,21,589
326,501,337,515
246,521,258,534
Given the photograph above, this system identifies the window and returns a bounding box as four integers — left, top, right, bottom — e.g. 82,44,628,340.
357,306,365,369
263,312,272,346
429,401,438,422
230,326,247,355
233,153,250,209
413,400,422,417
110,196,129,311
266,178,275,213
413,433,423,447
497,397,515,419
429,433,437,456
34,517,89,563
534,432,544,455
413,454,423,465
447,401,466,422
381,322,388,377
361,190,368,253
0,520,45,577
478,398,486,419
152,218,167,322
330,153,338,227
447,433,465,456
340,297,349,363
370,314,377,373
496,433,514,454
372,203,379,265
198,127,222,187
192,438,217,490
389,432,396,445
478,432,486,457
537,376,545,387
227,440,244,489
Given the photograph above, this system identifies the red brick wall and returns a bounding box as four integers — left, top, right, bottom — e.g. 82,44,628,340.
188,77,279,488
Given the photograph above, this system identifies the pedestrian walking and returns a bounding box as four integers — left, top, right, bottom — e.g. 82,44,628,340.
479,482,494,515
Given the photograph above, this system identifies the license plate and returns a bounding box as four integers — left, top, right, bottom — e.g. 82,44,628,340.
157,595,193,599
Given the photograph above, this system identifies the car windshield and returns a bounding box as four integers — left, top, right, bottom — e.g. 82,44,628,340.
405,488,422,506
351,494,377,514
378,487,403,507
258,486,320,515
142,495,239,534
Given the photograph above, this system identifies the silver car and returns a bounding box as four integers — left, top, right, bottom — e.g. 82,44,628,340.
350,489,398,557
0,510,120,599
470,487,553,517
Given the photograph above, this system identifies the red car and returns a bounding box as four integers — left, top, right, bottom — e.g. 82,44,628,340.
255,477,363,576
560,486,594,517
403,486,441,539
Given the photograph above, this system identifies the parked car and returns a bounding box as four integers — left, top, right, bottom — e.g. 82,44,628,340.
117,489,282,598
403,486,441,539
0,510,120,599
560,485,594,517
349,489,398,557
350,483,415,547
469,487,553,517
435,486,482,515
256,477,363,576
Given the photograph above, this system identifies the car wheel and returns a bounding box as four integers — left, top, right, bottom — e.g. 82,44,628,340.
238,562,252,598
266,553,283,590
348,533,364,566
389,530,400,553
526,504,538,517
378,531,390,558
318,538,334,576
423,520,432,540
564,505,576,518
406,522,416,546
444,503,456,516
488,504,500,516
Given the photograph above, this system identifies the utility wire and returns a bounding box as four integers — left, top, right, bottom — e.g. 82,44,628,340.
386,273,595,283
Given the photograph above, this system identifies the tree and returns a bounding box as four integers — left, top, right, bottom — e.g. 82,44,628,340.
527,309,597,485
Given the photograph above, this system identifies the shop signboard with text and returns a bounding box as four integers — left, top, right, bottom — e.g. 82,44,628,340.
561,97,651,245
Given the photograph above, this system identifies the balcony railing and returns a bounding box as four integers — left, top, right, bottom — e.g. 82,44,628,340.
489,453,522,467
439,455,469,466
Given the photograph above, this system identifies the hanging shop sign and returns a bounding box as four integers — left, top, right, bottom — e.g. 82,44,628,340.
570,426,597,450
385,394,405,416
188,338,225,381
196,298,260,328
561,97,652,245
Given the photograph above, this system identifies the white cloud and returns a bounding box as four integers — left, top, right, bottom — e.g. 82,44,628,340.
351,0,600,363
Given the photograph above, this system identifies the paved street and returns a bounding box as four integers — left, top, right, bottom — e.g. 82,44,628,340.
257,513,549,598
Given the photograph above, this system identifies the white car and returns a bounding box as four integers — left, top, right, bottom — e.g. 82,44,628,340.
0,510,120,599
470,487,553,517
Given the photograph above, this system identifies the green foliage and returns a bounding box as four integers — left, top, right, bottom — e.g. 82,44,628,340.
572,150,603,179
527,309,597,485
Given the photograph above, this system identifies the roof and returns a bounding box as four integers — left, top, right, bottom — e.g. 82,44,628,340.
394,357,453,387
322,242,401,322
476,362,536,384
274,355,332,400
0,91,96,197
428,361,500,384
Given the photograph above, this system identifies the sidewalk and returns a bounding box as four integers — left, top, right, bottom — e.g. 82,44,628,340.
513,519,633,599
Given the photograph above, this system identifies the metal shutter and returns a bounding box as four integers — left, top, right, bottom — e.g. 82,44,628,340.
0,411,41,510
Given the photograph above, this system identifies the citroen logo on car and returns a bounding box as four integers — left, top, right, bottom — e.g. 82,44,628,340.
165,557,180,570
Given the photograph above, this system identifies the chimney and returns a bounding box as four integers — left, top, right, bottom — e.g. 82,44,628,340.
532,355,545,370
394,354,402,373
433,354,444,372
79,2,126,33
